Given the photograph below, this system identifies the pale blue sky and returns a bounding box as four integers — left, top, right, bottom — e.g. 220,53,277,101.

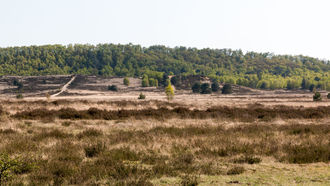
1,0,330,59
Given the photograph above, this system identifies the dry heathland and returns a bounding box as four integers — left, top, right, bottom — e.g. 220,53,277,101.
0,99,329,185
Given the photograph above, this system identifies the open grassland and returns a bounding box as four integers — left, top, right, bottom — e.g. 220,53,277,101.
0,100,329,185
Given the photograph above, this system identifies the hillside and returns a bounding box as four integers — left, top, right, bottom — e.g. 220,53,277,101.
0,44,329,90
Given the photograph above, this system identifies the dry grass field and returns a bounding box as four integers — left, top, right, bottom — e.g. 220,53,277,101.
0,76,329,185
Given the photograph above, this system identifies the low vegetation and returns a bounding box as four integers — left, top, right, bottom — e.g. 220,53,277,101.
13,104,330,121
0,99,329,185
313,92,322,101
108,85,118,91
123,77,130,86
138,93,146,100
0,120,329,185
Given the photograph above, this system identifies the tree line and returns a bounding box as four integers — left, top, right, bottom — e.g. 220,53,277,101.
0,44,329,90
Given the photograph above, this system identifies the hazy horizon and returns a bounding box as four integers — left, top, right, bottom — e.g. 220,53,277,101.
1,0,330,60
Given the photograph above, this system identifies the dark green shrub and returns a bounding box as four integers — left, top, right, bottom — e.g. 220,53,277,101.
138,93,146,100
108,85,118,91
171,76,181,86
222,84,232,94
309,84,315,92
327,93,330,99
16,94,23,99
201,83,211,94
13,79,23,90
192,82,201,93
211,82,220,92
313,92,322,101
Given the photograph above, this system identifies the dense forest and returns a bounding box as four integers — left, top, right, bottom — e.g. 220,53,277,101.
0,44,329,90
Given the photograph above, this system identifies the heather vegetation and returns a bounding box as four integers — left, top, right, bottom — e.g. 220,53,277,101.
0,44,329,90
0,100,329,185
0,119,329,185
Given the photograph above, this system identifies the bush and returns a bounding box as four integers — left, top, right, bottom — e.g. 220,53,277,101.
138,93,146,100
201,83,211,94
13,79,23,90
171,76,181,86
84,142,105,158
327,93,330,99
211,82,220,92
142,75,149,87
123,77,130,86
180,174,199,186
309,84,315,92
149,78,157,87
233,156,261,164
16,94,23,99
227,166,245,175
313,92,322,101
108,85,118,91
192,82,201,93
0,154,33,184
222,84,232,94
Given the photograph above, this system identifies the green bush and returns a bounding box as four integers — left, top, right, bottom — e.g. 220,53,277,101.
222,84,232,94
327,93,330,99
138,93,146,100
313,92,322,101
309,84,315,92
13,79,23,90
201,83,211,94
108,85,118,91
123,77,130,86
149,78,157,87
0,154,34,184
142,78,149,87
192,82,201,93
211,82,220,92
16,94,23,99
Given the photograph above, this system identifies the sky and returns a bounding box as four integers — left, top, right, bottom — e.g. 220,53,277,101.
1,0,330,60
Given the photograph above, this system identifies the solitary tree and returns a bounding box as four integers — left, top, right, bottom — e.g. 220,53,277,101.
165,80,174,101
123,77,130,86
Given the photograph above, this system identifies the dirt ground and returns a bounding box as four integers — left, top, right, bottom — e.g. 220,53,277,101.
0,75,329,109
